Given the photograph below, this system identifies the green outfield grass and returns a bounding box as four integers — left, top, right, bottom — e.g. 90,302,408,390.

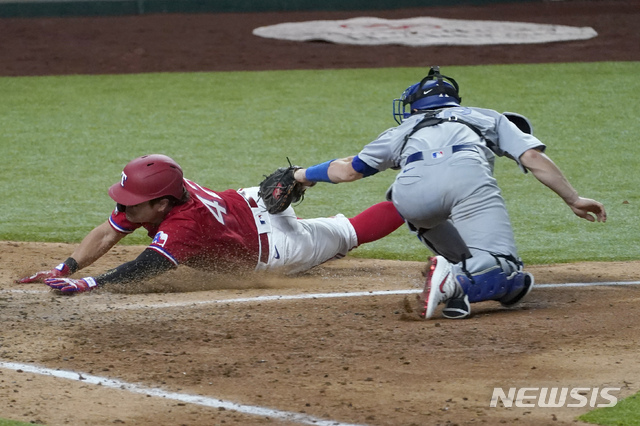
0,420,38,426
0,62,638,263
580,392,640,426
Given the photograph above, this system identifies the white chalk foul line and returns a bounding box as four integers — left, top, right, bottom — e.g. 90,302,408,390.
0,361,366,426
2,282,639,422
538,281,640,288
0,289,47,294
109,281,640,310
3,281,640,308
115,289,420,310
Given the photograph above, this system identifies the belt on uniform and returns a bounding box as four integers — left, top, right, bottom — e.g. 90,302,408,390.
405,145,477,165
246,196,270,264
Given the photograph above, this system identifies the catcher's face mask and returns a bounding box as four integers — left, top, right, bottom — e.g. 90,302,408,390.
393,66,462,124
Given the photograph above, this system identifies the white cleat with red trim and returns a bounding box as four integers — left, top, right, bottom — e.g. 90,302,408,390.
420,255,468,320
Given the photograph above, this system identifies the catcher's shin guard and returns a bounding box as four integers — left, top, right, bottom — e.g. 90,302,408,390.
455,266,533,305
499,272,534,307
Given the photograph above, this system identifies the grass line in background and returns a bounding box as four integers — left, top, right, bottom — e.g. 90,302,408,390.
0,62,638,264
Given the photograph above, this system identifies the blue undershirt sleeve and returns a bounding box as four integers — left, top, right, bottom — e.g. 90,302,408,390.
351,155,380,177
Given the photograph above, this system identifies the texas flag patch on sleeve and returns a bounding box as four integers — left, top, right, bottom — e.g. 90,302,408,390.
152,231,169,247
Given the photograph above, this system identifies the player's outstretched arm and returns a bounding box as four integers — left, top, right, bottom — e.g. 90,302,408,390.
45,248,176,293
294,156,363,184
69,221,128,269
520,148,607,223
16,221,126,283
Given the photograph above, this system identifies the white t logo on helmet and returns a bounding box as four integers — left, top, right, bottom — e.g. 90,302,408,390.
120,171,128,187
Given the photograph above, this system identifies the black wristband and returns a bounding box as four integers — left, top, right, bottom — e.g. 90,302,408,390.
63,257,79,274
94,248,175,287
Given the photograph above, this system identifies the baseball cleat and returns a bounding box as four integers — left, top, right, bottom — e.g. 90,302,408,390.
500,272,534,307
420,255,466,319
442,295,471,319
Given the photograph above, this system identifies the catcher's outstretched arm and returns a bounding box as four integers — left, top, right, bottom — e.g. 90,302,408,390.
295,156,363,184
520,148,606,223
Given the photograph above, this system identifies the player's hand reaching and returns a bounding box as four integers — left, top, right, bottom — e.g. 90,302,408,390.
45,277,97,293
568,197,607,223
16,263,72,284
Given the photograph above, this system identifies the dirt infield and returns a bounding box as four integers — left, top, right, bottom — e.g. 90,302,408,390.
2,242,640,425
1,1,640,425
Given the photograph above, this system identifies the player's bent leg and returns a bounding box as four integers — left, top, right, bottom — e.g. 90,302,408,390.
455,266,534,306
348,201,404,245
499,272,534,307
415,221,473,265
277,214,358,274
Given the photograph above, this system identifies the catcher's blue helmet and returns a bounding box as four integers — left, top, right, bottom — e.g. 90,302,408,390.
393,66,462,124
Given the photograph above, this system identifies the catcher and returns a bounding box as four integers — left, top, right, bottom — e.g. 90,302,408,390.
17,154,404,292
261,67,607,320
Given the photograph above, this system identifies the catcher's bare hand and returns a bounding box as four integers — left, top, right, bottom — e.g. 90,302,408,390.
568,197,607,223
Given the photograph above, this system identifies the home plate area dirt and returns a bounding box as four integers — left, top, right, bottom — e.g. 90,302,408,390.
1,0,640,424
1,241,640,425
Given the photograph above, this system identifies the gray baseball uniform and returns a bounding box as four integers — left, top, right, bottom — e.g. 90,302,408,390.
356,106,544,275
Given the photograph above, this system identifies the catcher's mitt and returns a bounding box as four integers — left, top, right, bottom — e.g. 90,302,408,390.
258,165,308,214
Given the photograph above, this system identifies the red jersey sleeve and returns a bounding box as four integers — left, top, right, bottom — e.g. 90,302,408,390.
108,206,142,234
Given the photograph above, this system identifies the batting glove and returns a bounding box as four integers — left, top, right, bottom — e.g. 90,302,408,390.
45,277,97,293
17,262,72,284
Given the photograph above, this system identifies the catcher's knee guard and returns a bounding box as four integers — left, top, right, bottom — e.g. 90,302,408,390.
455,266,533,305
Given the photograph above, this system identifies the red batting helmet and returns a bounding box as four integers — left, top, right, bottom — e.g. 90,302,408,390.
108,154,184,206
